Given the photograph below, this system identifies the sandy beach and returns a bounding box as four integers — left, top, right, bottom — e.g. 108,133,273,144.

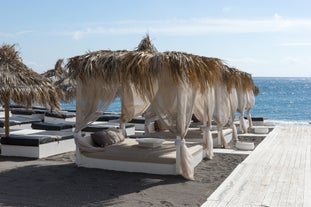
0,136,263,207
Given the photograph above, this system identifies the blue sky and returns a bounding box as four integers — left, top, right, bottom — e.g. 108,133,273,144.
1,0,311,77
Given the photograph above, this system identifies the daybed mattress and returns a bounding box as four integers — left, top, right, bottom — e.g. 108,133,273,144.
81,138,203,165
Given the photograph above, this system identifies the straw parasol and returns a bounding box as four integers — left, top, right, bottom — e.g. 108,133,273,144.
42,59,76,102
0,44,60,136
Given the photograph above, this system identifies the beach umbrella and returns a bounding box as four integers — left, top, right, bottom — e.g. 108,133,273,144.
42,59,76,102
0,44,60,136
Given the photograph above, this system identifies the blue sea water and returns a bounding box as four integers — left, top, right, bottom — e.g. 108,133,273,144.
61,77,311,125
251,77,311,125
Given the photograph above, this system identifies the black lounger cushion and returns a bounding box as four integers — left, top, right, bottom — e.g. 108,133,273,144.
0,116,41,128
96,114,120,121
45,111,76,119
1,135,57,146
11,109,46,115
129,117,145,124
31,122,75,130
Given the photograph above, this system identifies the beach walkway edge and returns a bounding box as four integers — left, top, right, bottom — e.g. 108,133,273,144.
202,125,311,207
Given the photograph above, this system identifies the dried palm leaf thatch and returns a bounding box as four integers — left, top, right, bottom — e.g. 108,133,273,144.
68,47,229,98
54,76,76,102
44,59,77,102
41,59,65,79
223,66,243,92
239,71,255,92
253,85,260,96
161,51,214,92
0,44,60,137
0,44,60,109
120,51,159,99
67,50,127,85
136,34,158,53
200,57,224,86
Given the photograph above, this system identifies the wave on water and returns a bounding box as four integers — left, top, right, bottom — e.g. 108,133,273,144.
266,120,311,126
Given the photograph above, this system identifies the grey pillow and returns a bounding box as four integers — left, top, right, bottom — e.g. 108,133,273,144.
91,128,125,147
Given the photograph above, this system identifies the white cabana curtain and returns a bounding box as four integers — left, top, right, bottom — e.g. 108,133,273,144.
148,69,198,180
193,85,215,159
120,82,152,123
74,77,119,152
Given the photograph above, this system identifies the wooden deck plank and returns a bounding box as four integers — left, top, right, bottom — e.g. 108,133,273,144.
202,125,311,207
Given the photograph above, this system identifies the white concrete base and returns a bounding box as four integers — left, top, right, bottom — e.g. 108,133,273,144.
44,116,76,123
75,145,203,176
236,141,255,151
1,139,75,158
254,127,269,134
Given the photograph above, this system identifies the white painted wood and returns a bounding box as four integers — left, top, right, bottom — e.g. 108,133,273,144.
76,143,204,176
202,125,311,207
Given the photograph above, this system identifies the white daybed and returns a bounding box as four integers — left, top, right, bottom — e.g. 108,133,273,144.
0,130,75,158
76,137,204,175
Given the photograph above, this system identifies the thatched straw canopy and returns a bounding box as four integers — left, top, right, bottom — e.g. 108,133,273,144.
67,50,226,96
42,59,76,102
0,44,60,136
0,44,60,108
41,59,65,81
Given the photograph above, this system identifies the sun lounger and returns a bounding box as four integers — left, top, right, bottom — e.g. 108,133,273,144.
76,137,203,175
31,122,75,131
10,108,46,120
0,116,42,128
44,111,76,123
129,116,156,132
0,130,75,158
96,114,120,122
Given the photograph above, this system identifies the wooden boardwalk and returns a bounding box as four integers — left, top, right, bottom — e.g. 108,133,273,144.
202,125,311,207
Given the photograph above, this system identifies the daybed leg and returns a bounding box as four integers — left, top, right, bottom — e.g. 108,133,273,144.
120,122,126,136
231,121,238,141
175,136,181,175
217,125,228,149
239,114,247,134
247,109,253,129
202,123,213,160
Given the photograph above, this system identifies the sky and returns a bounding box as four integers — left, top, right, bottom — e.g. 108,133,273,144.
1,0,311,77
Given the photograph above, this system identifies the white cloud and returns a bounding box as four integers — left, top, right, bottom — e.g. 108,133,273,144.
280,42,311,46
66,15,311,40
0,30,33,37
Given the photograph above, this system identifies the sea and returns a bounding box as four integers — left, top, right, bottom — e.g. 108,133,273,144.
61,77,311,125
